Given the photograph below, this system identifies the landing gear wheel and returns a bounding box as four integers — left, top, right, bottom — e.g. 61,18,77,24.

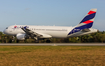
9,39,12,43
46,40,51,43
16,40,19,43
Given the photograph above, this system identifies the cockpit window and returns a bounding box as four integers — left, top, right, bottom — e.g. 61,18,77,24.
6,27,8,29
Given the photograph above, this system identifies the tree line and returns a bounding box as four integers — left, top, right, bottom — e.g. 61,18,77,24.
0,31,105,43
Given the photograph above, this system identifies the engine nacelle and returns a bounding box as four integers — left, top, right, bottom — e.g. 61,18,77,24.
16,33,26,40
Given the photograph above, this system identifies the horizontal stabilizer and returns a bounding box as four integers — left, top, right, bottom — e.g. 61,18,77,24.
82,29,90,32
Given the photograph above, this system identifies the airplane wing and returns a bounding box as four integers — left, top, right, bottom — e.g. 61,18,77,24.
21,27,52,39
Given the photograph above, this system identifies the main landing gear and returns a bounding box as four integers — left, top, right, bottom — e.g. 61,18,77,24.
44,38,51,43
34,38,51,43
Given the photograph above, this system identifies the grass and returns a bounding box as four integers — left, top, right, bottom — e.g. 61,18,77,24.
0,46,105,66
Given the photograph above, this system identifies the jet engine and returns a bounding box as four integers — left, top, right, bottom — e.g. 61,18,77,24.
16,33,26,40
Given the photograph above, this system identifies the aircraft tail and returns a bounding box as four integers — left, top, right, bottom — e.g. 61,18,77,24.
68,9,97,35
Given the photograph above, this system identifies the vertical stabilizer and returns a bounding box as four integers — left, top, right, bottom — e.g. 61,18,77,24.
68,9,97,35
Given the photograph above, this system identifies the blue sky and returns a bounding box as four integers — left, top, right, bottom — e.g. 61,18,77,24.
0,0,105,31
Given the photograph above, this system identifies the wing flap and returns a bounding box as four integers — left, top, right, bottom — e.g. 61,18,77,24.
21,27,52,38
21,27,42,37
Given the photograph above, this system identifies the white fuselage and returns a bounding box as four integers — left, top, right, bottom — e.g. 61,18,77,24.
3,25,73,38
3,25,97,39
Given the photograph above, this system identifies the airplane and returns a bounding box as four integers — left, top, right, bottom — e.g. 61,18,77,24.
3,9,98,42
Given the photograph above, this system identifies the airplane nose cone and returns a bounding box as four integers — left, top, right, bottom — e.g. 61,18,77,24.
3,29,7,34
3,29,14,35
3,29,9,35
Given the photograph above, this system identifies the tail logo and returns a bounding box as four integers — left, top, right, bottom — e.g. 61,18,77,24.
68,9,97,35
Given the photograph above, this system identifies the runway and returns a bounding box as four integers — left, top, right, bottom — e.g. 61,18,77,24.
0,43,105,46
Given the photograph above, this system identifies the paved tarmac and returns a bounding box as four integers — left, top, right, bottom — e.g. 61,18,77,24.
0,43,105,46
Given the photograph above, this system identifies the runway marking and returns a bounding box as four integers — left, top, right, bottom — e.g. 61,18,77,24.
0,43,105,46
